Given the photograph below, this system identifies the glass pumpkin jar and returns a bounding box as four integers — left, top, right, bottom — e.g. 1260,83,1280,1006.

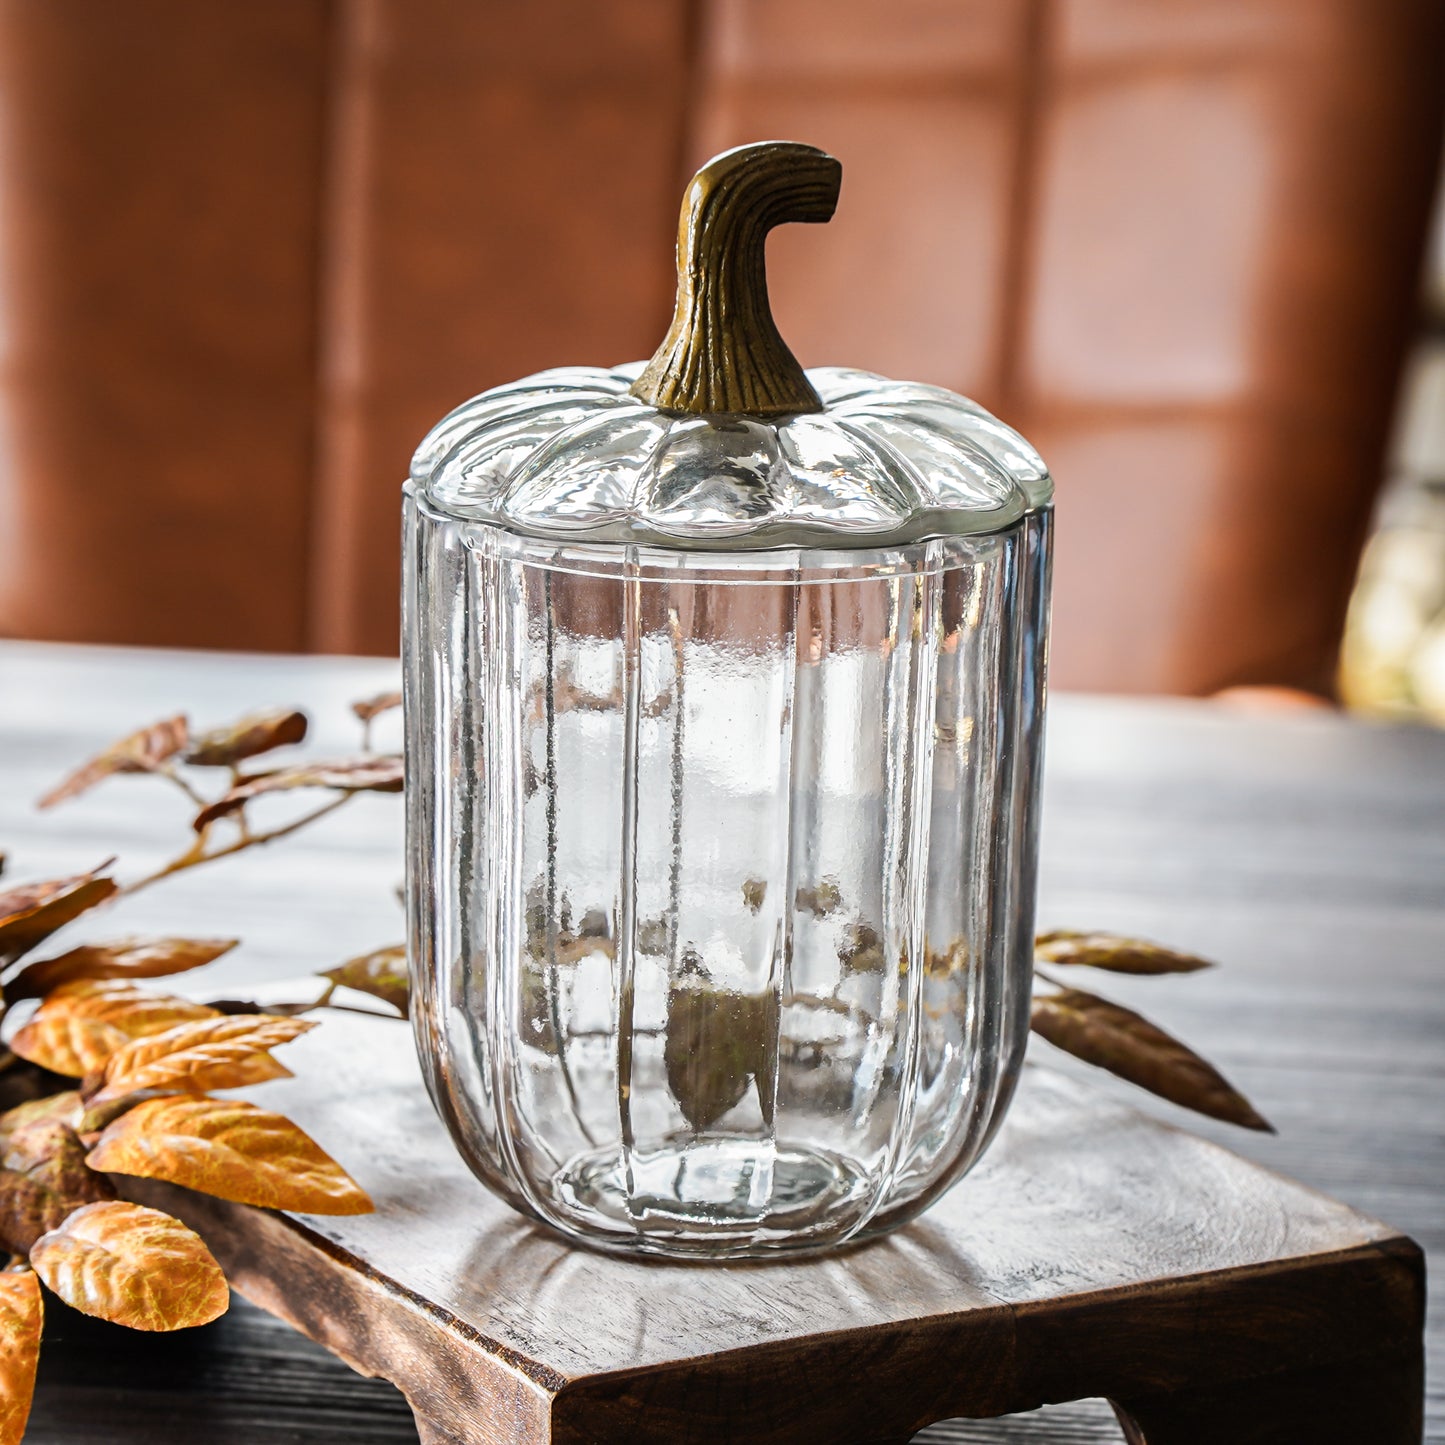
404,142,1052,1259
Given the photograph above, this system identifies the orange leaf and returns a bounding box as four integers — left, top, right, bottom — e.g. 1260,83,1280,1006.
0,1270,42,1445
320,945,409,1017
193,756,404,830
0,1121,115,1253
9,1015,130,1077
30,1200,228,1331
87,1097,372,1215
186,709,308,767
89,1015,315,1104
7,937,239,1001
350,691,402,724
0,869,118,968
37,717,189,809
33,981,220,1040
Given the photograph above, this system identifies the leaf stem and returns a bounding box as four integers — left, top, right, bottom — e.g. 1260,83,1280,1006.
319,1000,405,1020
153,764,210,810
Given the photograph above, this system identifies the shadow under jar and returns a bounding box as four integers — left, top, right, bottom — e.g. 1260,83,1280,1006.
404,143,1053,1259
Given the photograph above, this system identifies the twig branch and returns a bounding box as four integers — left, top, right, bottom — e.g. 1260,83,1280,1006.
152,764,209,810
120,792,358,897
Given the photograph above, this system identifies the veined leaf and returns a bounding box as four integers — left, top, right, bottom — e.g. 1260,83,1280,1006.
0,1094,82,1153
1031,987,1272,1131
30,1200,228,1331
0,870,117,969
89,1015,314,1104
108,1048,295,1099
0,1121,115,1253
32,981,220,1038
12,983,224,1081
320,946,409,1017
186,709,308,767
88,1097,372,1216
193,756,404,830
8,937,238,1001
9,1015,129,1077
1034,930,1212,975
37,717,189,809
0,1270,42,1445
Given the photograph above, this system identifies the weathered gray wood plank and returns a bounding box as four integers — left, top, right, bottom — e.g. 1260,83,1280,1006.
1,640,1441,1441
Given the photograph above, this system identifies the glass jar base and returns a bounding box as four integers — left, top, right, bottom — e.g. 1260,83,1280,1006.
548,1139,876,1258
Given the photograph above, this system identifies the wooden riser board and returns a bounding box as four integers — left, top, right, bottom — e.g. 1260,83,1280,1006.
119,1012,1424,1445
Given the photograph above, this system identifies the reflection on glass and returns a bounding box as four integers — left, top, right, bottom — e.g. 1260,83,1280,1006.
405,496,1051,1258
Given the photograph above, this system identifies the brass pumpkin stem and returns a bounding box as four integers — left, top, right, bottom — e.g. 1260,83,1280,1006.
631,141,841,419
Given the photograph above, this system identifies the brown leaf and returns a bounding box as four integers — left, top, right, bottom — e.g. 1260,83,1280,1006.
350,691,402,724
0,1269,42,1445
320,945,409,1017
97,1051,295,1114
1034,930,1213,975
9,1015,130,1077
1030,987,1272,1131
192,756,404,830
186,708,308,767
89,1015,315,1104
37,717,189,809
0,1094,81,1153
0,1121,115,1253
30,1200,229,1331
87,1097,372,1216
12,987,222,1083
8,936,239,1001
664,987,778,1133
0,869,118,969
34,981,220,1038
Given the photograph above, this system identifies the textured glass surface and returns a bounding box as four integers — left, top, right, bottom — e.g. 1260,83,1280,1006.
404,488,1052,1258
411,365,1052,549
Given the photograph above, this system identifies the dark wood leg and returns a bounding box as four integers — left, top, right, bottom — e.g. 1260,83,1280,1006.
1111,1344,1423,1445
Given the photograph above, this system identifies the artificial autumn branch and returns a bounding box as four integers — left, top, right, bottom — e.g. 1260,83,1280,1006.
0,695,401,1444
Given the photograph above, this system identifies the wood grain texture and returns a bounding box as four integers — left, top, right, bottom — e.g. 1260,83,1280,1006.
114,1015,1421,1444
0,641,1441,1441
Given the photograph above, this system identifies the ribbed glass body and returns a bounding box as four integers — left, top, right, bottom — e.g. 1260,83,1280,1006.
404,484,1051,1258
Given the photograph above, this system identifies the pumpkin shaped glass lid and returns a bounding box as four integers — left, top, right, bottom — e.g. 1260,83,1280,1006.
411,141,1052,550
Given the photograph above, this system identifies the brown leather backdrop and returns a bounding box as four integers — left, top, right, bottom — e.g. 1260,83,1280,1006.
0,0,1440,694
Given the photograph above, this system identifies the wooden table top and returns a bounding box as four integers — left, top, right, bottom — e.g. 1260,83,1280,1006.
1,639,1441,1444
